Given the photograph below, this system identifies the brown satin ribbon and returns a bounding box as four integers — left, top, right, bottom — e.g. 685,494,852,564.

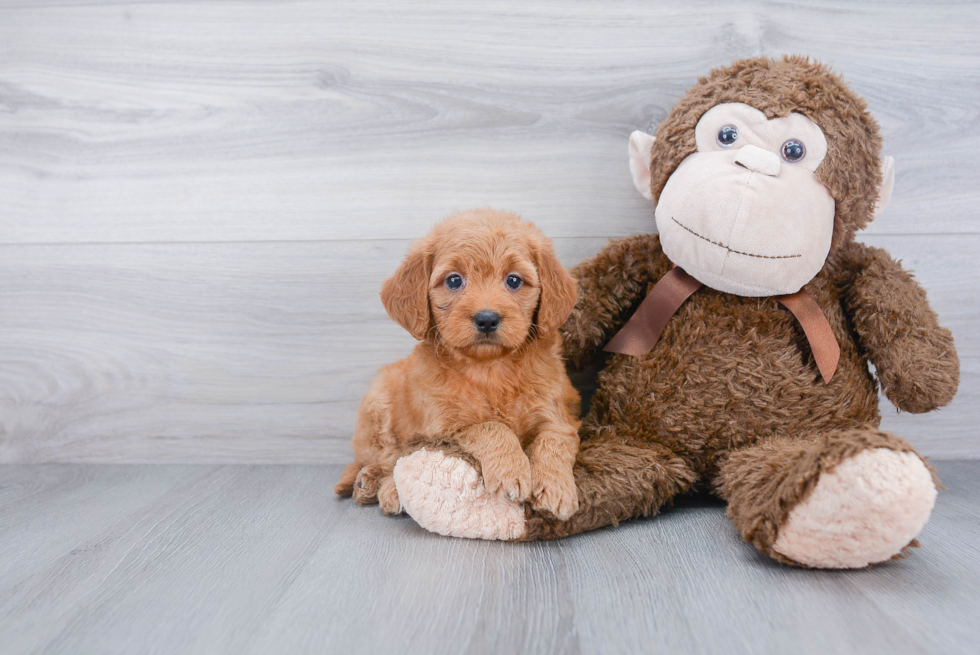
774,290,841,384
604,267,702,358
604,266,840,383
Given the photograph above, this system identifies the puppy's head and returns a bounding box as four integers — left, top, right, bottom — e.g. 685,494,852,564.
381,209,577,358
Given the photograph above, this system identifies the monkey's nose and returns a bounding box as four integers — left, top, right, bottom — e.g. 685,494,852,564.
734,144,781,176
473,310,501,334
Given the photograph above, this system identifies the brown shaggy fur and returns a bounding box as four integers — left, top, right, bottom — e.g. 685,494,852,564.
716,426,936,566
335,209,583,520
520,57,960,565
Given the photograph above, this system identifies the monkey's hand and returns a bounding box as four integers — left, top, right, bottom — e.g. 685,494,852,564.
842,242,959,413
560,233,667,369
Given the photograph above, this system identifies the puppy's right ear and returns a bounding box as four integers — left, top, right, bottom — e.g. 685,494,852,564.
381,240,433,341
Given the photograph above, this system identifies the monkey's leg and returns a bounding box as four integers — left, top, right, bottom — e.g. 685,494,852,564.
716,427,938,568
522,425,698,540
393,424,697,541
392,444,527,540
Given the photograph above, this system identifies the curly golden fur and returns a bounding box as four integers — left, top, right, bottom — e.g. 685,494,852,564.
335,209,582,520
516,57,959,565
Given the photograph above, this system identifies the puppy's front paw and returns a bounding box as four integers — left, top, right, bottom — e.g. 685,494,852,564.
378,476,401,515
352,464,385,505
531,469,579,521
481,453,532,502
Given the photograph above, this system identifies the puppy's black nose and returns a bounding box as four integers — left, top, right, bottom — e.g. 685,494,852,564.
473,310,501,334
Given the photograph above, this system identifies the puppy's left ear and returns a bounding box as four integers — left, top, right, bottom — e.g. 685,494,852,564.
381,238,434,341
532,235,578,335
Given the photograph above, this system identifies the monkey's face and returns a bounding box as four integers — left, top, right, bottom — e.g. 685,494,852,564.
653,103,835,296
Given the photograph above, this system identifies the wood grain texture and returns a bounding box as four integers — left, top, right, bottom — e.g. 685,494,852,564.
0,461,978,655
0,235,975,462
0,0,977,244
0,237,600,463
0,0,977,462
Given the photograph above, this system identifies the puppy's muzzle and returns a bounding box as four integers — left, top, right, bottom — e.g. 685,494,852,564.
473,310,501,334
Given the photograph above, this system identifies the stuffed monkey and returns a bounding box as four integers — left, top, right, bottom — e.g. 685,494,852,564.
391,56,960,568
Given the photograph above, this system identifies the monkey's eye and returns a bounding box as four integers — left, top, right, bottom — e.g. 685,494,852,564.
445,274,463,290
781,139,806,163
505,274,523,290
717,125,739,147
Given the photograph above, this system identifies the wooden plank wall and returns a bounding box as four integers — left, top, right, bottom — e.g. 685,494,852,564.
1,0,977,462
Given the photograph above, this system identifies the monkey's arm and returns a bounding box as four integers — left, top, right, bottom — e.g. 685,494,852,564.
560,233,666,369
840,242,959,413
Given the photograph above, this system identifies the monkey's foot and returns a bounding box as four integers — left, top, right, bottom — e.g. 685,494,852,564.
773,448,937,568
392,448,527,540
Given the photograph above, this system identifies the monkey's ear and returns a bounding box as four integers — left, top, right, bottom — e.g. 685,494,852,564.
629,130,657,200
380,240,433,341
872,156,895,221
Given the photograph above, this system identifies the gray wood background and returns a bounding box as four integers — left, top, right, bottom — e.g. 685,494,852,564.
1,0,977,463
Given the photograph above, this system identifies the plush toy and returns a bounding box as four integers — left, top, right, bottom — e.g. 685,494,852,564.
391,56,960,568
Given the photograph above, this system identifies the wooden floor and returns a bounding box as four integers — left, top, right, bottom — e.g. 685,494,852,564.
1,460,977,655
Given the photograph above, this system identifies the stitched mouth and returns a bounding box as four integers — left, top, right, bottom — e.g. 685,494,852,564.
671,217,801,260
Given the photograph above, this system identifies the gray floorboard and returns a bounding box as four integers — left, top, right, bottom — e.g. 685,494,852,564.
1,461,978,655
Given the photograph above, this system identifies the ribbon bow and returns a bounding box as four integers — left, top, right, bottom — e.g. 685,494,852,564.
603,266,840,383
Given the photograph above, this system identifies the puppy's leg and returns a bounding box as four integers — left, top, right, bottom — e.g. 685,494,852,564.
457,421,532,502
352,464,390,505
377,476,401,515
346,374,393,503
334,461,361,497
527,423,580,520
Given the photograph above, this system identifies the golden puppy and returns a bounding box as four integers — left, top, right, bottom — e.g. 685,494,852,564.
335,209,582,520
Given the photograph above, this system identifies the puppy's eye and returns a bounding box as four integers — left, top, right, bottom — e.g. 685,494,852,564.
717,124,738,147
781,139,806,163
445,274,463,290
505,275,523,290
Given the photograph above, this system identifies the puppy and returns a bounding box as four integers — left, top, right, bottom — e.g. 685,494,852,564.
335,209,582,520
